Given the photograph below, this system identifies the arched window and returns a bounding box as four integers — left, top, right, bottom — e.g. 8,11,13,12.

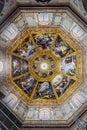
39,108,50,120
72,94,85,107
3,93,18,107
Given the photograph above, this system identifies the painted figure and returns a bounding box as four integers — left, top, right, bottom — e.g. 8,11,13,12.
33,34,54,49
14,37,35,58
12,56,28,77
34,82,55,99
19,43,34,58
52,75,75,97
53,36,74,57
61,56,76,76
14,75,36,96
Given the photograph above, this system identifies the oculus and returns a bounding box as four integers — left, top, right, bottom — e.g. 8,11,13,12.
40,62,48,70
30,53,59,80
7,28,82,104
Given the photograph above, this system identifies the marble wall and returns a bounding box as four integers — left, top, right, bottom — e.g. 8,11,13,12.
0,84,86,121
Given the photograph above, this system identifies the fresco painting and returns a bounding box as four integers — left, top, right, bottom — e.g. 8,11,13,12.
34,82,56,99
61,56,76,76
52,75,75,97
53,35,74,58
13,37,35,58
33,34,55,49
14,75,36,96
12,56,28,77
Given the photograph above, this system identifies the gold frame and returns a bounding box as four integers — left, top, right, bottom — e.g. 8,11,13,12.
6,27,82,105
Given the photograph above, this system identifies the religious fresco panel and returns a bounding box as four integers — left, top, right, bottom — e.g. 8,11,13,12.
52,35,74,58
61,56,76,76
13,37,36,58
52,75,75,97
33,34,55,49
14,75,37,96
34,82,56,99
12,56,28,77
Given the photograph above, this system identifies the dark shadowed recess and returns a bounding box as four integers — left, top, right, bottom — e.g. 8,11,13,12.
82,0,87,12
0,0,5,14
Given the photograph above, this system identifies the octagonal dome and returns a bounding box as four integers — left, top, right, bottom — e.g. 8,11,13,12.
6,28,83,104
0,1,87,129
